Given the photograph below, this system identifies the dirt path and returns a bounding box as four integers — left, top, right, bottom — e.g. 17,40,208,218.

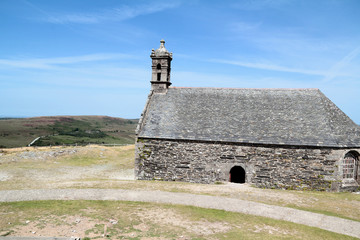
1,188,359,239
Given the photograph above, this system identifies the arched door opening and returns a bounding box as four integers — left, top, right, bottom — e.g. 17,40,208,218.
229,166,246,183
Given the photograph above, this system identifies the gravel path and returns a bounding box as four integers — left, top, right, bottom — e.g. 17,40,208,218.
1,189,359,239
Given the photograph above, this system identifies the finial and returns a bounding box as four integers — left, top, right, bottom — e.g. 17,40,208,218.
151,39,171,58
160,39,165,48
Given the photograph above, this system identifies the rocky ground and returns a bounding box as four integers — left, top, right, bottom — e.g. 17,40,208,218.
0,145,135,190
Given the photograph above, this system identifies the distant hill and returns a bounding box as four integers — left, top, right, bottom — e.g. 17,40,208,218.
0,116,138,148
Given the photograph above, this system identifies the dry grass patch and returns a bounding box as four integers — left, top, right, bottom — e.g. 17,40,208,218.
0,200,357,240
0,145,135,190
1,145,360,223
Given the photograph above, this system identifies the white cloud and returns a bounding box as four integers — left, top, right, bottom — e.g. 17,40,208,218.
0,53,137,69
173,71,309,89
231,0,293,11
223,23,360,82
0,58,149,89
323,46,360,82
45,2,181,24
230,21,262,32
209,58,327,76
47,14,99,24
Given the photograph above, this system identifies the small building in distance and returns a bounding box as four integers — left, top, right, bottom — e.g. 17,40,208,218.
135,40,360,191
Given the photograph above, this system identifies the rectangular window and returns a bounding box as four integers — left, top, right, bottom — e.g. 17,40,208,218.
343,157,355,179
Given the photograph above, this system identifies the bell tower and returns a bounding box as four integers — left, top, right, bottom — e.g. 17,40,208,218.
150,40,172,92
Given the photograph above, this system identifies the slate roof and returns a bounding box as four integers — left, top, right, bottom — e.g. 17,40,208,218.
137,87,360,147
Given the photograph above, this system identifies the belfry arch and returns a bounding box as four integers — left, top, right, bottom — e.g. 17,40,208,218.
229,166,246,183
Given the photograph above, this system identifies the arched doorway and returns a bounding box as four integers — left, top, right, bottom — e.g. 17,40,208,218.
229,166,246,183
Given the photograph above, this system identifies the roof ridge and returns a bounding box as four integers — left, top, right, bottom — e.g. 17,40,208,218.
169,86,319,91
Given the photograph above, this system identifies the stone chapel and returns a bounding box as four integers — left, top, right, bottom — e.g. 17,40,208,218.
135,40,360,191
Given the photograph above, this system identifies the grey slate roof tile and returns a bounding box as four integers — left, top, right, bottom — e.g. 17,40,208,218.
138,87,360,147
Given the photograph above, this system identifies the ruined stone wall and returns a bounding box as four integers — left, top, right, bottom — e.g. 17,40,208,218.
135,138,360,191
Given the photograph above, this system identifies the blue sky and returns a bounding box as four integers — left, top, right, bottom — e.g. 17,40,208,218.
1,0,360,124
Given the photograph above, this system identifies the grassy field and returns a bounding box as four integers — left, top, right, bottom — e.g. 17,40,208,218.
1,145,360,239
0,116,138,148
1,145,360,224
0,200,357,239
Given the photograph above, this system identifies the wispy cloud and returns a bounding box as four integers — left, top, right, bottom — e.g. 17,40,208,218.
0,53,137,69
47,14,99,24
173,70,324,89
230,21,262,32
323,46,360,82
209,59,327,76
231,0,293,11
25,66,149,89
44,2,181,24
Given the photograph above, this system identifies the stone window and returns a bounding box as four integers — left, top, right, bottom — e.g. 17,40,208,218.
343,151,359,180
157,73,161,81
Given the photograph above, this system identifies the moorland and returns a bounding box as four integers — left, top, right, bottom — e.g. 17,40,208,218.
0,116,138,148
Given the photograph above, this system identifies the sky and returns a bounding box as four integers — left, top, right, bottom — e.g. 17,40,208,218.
0,0,360,124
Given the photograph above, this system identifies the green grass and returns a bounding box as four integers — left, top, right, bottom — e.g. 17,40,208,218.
285,204,358,222
0,200,357,239
282,190,360,222
1,145,360,225
0,116,138,148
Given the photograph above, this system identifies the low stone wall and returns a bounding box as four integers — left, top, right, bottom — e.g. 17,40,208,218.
135,138,359,191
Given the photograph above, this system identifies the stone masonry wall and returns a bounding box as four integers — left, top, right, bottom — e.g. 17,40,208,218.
135,138,360,191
